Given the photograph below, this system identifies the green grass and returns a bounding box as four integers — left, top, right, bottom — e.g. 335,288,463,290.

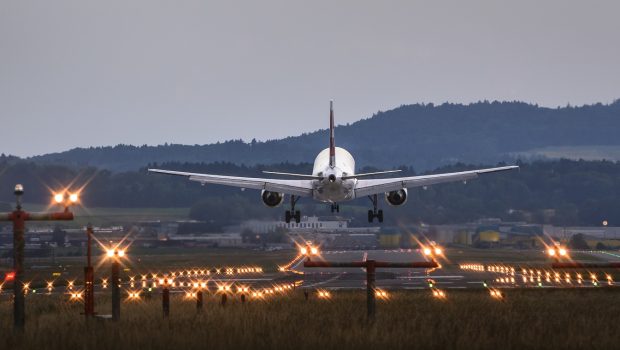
445,247,605,265
1,289,620,349
19,203,189,226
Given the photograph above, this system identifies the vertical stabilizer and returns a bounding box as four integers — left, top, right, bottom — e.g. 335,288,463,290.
329,100,336,167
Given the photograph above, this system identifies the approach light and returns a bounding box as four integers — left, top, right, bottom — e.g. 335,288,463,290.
54,193,64,204
14,184,24,196
432,289,446,298
106,247,126,258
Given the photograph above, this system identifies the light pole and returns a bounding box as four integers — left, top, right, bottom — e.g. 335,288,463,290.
84,224,95,317
106,247,126,321
161,278,170,318
0,185,75,332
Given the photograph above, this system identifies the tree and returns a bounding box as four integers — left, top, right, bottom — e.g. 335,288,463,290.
568,233,590,250
595,242,608,250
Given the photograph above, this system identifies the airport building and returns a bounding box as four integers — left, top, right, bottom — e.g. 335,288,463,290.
239,216,380,234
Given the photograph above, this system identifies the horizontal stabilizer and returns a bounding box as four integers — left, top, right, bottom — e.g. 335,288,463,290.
341,170,401,180
262,171,322,179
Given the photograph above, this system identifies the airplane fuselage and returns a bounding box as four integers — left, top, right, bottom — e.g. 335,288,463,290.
311,147,357,203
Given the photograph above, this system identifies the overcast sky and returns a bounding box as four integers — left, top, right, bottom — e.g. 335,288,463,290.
1,0,619,157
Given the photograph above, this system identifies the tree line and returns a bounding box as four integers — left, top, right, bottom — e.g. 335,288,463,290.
0,159,620,227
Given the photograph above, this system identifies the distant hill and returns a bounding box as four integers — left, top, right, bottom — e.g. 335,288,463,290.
26,100,620,171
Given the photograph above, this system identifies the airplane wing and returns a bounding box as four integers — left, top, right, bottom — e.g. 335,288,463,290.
354,165,518,198
148,169,314,197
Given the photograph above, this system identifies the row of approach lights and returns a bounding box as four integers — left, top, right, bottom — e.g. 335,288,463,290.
298,241,443,258
53,192,80,205
68,282,301,302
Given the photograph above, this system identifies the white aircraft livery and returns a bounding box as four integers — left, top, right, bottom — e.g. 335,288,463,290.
149,101,518,224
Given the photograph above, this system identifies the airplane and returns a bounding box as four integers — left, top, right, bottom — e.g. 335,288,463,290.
149,101,518,224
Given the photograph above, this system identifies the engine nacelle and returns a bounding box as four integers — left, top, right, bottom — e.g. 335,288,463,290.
261,190,284,207
385,189,408,206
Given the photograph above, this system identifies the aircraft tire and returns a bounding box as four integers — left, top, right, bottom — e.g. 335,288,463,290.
285,210,291,223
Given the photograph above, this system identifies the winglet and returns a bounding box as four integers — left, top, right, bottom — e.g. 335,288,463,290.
329,100,336,167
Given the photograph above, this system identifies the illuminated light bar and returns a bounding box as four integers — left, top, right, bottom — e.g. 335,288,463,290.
317,290,331,299
432,289,446,299
489,289,503,299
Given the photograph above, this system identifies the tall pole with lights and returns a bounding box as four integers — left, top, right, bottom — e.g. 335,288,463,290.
0,184,76,332
84,224,95,317
106,248,126,321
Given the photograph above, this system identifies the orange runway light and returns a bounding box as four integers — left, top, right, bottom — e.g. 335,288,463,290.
317,290,331,299
489,289,503,299
432,289,446,299
375,289,389,299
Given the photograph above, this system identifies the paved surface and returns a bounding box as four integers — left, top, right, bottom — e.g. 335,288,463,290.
290,249,479,290
288,249,619,291
579,250,620,262
13,249,620,298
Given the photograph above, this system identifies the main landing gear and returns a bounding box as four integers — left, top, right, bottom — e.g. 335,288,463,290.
368,194,383,223
330,203,340,213
285,195,301,224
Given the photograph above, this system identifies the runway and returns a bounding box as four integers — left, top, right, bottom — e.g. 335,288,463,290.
291,249,480,290
287,249,618,291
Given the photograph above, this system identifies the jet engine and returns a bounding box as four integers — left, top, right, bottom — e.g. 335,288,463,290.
261,190,284,207
385,189,408,206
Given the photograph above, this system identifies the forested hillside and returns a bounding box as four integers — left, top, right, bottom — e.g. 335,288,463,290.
24,100,620,171
1,158,619,227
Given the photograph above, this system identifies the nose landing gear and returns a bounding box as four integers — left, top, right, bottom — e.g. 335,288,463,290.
367,194,383,223
330,203,340,213
285,195,301,224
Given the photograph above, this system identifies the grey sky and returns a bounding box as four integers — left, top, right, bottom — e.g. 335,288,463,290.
1,0,619,157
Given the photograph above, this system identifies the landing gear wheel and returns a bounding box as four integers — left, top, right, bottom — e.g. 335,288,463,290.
286,195,301,224
285,210,292,224
367,194,384,223
331,204,340,213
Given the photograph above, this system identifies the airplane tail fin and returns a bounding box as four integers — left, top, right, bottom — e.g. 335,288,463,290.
329,100,336,167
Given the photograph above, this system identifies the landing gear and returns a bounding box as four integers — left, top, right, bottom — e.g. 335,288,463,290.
367,194,383,223
330,203,340,213
285,195,301,224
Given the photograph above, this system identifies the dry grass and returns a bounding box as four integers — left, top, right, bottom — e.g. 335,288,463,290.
1,289,620,350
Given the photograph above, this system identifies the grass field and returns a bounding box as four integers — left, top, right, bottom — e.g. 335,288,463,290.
1,289,620,349
19,203,190,226
445,247,605,264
